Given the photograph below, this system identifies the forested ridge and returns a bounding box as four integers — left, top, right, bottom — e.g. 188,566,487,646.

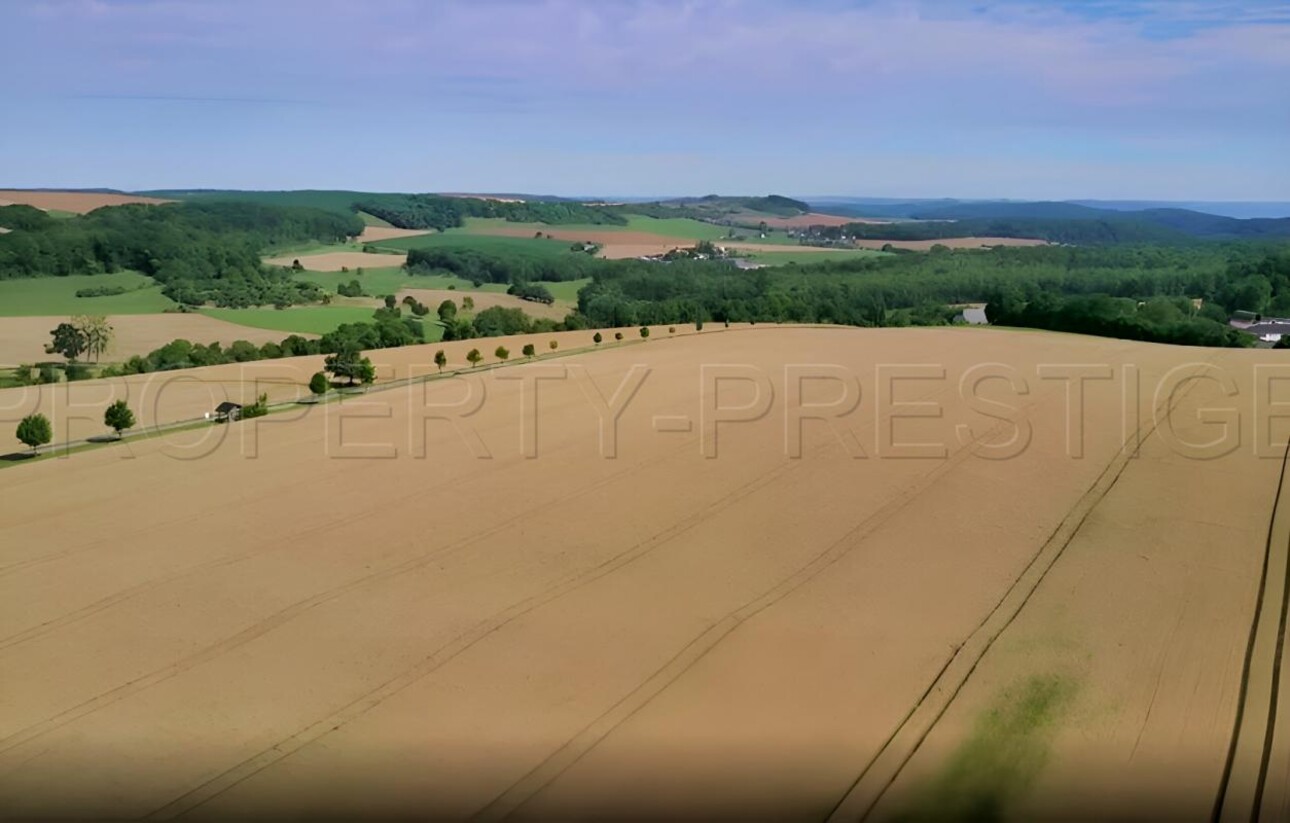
0,201,362,307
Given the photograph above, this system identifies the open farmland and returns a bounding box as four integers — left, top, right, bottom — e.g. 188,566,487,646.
750,212,878,229
264,250,408,271
357,225,435,243
364,230,590,258
0,314,313,366
0,273,175,316
0,189,170,213
198,306,392,336
0,326,1284,818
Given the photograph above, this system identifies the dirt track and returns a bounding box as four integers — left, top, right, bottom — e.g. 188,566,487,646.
0,327,1283,818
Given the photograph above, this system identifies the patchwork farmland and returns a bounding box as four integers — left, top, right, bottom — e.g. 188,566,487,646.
1,326,1286,818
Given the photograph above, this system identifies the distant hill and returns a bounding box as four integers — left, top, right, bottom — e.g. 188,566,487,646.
803,198,1290,242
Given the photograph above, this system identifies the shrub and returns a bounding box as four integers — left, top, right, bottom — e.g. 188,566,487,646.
309,372,330,395
522,343,536,358
640,326,650,339
495,346,510,362
16,413,52,452
64,363,92,381
593,332,603,345
467,348,482,367
104,400,136,435
668,326,676,334
240,392,270,419
614,332,623,341
434,350,447,372
549,340,558,350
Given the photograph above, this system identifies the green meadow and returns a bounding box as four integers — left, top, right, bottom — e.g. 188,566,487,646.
0,273,176,316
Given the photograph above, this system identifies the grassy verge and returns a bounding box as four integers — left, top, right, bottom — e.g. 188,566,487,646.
201,306,391,335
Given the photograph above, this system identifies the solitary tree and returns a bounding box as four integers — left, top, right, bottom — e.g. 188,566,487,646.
324,344,375,386
467,348,482,368
696,319,704,331
522,343,536,358
438,300,457,322
309,371,330,396
549,340,558,351
384,294,397,310
434,349,447,373
16,413,51,454
46,322,88,363
103,399,135,437
495,345,510,362
640,326,650,339
593,332,603,345
462,296,475,311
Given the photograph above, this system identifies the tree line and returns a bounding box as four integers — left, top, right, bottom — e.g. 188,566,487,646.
405,246,597,285
356,194,627,232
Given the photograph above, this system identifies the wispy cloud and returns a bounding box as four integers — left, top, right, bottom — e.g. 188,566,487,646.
2,0,1287,197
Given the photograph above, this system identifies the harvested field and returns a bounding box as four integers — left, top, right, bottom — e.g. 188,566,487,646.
395,287,571,321
0,314,311,366
264,251,408,271
0,190,170,213
749,212,881,229
462,227,740,260
0,326,1283,818
358,226,435,243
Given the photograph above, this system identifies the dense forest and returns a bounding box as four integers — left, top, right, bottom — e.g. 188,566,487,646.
570,244,1290,347
405,246,598,285
0,202,362,306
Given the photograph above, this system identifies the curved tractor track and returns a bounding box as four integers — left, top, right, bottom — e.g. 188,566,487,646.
1214,439,1290,823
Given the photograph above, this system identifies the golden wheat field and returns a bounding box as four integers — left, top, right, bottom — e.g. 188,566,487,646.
3,326,1290,819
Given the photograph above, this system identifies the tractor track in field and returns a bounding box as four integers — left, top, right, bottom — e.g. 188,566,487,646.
1212,436,1290,822
471,383,1069,820
825,363,1209,822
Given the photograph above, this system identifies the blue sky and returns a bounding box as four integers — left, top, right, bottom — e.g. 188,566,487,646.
1,0,1287,200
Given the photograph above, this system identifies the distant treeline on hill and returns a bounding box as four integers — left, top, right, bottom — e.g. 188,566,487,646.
0,201,361,307
804,201,1290,245
826,217,1183,245
357,194,628,231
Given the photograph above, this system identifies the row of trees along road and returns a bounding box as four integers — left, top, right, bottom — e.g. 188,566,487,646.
12,326,661,455
14,400,134,454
